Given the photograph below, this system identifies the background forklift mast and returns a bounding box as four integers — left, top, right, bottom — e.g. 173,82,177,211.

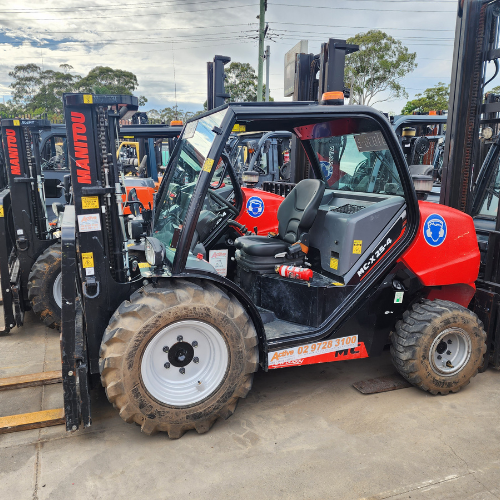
287,39,359,184
0,118,54,332
207,55,231,111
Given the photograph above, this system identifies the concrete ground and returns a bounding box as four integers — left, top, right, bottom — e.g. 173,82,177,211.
1,312,500,500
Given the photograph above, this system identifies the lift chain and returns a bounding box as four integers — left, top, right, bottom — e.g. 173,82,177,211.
97,106,116,276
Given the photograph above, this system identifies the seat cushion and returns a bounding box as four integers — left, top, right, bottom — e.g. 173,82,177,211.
234,235,288,257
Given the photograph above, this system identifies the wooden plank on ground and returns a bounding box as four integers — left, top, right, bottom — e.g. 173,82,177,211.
0,408,65,434
0,370,62,391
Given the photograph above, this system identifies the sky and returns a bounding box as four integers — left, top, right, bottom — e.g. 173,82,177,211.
0,0,495,115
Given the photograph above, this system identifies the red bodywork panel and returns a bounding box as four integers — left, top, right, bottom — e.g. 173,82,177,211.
399,201,480,306
234,187,282,235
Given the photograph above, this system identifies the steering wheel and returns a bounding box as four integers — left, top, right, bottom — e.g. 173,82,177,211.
207,188,239,216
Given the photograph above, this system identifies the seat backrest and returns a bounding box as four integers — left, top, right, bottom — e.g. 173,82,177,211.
277,179,325,243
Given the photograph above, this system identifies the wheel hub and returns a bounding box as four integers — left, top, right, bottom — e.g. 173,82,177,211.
140,320,229,407
168,342,194,367
429,327,471,376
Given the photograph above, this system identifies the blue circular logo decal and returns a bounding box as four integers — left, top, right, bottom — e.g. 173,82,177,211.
423,213,447,247
246,196,264,218
320,161,333,180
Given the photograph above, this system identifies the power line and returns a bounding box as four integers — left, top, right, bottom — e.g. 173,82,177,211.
0,0,250,14
267,21,455,32
0,0,456,10
1,23,258,35
271,28,455,41
0,30,255,46
0,0,228,13
270,2,455,12
0,2,258,21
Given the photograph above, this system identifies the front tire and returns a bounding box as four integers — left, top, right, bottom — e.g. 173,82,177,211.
391,299,486,395
99,280,259,438
28,243,62,330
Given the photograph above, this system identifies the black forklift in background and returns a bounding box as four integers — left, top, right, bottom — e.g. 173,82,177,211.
0,118,64,333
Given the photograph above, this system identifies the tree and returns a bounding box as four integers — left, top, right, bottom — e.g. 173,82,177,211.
31,70,78,114
487,85,500,96
345,30,417,106
401,82,450,114
224,62,272,102
9,64,43,106
147,106,201,123
7,63,147,116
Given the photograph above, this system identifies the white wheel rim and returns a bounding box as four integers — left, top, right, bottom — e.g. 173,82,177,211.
429,327,471,376
140,320,229,407
52,272,63,310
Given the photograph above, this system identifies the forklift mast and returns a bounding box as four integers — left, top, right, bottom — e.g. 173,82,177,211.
63,94,139,371
0,118,53,331
289,39,358,183
207,55,231,111
440,0,500,211
61,94,139,430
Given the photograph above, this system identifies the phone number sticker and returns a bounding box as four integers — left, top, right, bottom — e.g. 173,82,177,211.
268,335,358,368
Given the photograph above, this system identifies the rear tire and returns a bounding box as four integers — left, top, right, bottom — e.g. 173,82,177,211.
28,243,62,330
99,279,259,438
391,299,486,395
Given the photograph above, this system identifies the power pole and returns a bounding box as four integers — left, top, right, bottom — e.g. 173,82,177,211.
257,0,266,102
265,45,270,102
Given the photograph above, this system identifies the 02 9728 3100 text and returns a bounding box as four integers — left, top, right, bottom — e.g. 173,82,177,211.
268,335,369,369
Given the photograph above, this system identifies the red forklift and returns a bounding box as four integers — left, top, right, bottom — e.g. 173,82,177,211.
60,97,483,438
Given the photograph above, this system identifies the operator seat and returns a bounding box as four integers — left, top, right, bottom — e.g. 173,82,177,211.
235,179,325,273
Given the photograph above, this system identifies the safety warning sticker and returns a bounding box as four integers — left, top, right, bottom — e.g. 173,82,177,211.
268,335,367,369
352,240,362,254
0,206,4,218
81,252,94,268
78,213,101,233
81,196,99,209
330,257,338,270
202,158,214,173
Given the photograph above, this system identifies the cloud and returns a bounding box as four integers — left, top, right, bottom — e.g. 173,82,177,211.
0,0,480,114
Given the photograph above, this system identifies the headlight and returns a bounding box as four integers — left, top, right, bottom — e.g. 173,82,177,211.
145,237,165,267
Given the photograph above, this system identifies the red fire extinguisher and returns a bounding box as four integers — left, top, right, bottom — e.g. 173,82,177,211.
275,265,313,282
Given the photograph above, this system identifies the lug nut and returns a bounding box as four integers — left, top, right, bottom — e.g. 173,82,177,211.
177,335,183,342
193,357,199,364
164,362,170,369
179,368,185,374
437,355,442,360
192,341,198,348
447,339,452,344
163,346,169,353
446,350,451,355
